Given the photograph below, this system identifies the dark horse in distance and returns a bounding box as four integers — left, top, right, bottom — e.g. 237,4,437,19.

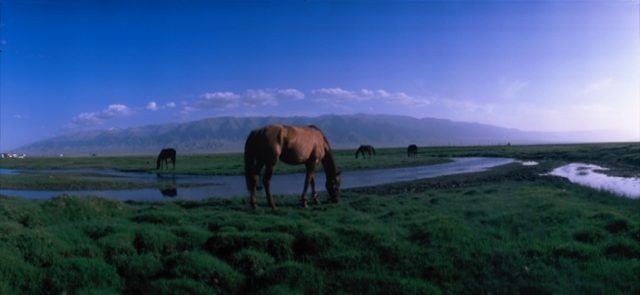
407,144,418,157
355,145,376,159
244,124,341,209
156,148,176,170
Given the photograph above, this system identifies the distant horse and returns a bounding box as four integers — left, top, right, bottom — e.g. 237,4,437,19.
244,124,341,209
407,144,418,157
355,145,376,159
156,148,176,170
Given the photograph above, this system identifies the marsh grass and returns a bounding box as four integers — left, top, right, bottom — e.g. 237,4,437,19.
0,143,638,293
1,162,639,294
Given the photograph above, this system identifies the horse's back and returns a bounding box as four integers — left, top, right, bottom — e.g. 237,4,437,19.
245,124,328,164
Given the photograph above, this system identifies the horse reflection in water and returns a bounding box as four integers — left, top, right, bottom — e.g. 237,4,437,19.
244,124,341,209
157,173,178,197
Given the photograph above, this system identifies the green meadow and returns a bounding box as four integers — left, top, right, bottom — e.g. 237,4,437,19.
0,142,639,294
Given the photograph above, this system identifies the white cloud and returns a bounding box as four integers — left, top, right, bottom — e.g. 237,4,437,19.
437,98,497,114
244,89,278,106
146,101,158,111
195,92,243,109
274,88,305,100
580,78,614,96
165,102,176,108
311,87,429,106
191,88,305,110
498,77,528,99
68,104,132,128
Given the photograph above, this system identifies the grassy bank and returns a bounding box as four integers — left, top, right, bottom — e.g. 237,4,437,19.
2,142,637,175
0,149,449,176
423,142,639,175
1,162,639,294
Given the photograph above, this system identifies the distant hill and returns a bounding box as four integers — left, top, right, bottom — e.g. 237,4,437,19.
14,114,588,156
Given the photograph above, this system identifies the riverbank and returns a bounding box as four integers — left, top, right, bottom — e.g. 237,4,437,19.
1,162,639,294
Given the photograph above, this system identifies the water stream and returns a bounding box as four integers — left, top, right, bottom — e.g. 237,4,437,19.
547,163,640,199
1,157,513,201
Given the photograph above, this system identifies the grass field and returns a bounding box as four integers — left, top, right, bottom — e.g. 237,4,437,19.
0,143,638,294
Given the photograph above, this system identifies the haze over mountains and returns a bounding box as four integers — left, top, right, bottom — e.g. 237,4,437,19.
13,114,628,156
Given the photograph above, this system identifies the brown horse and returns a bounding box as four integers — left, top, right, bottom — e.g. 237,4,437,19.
244,124,341,209
407,144,418,157
355,145,376,159
156,148,176,169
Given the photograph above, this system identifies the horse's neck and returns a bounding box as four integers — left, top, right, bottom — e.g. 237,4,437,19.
321,148,338,177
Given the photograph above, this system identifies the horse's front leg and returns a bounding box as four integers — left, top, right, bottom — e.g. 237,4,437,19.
263,165,277,210
300,164,316,208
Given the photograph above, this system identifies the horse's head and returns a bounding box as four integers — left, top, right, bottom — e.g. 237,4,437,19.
325,171,341,202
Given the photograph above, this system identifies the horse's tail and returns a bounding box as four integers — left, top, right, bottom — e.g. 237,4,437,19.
244,131,258,192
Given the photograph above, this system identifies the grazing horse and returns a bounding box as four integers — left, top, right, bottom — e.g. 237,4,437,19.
407,144,418,157
355,145,376,159
244,124,341,209
156,148,176,170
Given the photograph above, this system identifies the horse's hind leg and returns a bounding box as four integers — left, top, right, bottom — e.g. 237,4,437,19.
310,177,320,205
263,164,277,210
246,162,263,208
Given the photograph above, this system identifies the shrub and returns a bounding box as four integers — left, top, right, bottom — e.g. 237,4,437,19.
151,278,218,295
605,219,630,234
572,228,606,244
0,247,43,293
206,231,294,260
131,211,182,225
45,257,122,293
335,271,442,295
603,239,640,259
292,227,337,258
232,249,275,281
257,261,324,295
318,249,371,271
12,231,62,267
166,251,244,293
42,196,127,222
551,243,596,261
111,253,162,292
172,226,211,251
97,232,137,260
133,228,178,255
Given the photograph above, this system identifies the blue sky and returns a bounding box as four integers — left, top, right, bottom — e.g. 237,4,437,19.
1,0,639,151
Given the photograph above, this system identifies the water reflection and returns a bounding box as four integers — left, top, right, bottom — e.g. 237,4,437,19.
156,173,178,197
547,163,640,199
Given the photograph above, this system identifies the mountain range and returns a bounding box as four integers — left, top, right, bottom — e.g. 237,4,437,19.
14,114,613,156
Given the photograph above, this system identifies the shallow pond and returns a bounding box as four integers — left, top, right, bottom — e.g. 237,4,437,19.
547,163,640,199
0,157,514,201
